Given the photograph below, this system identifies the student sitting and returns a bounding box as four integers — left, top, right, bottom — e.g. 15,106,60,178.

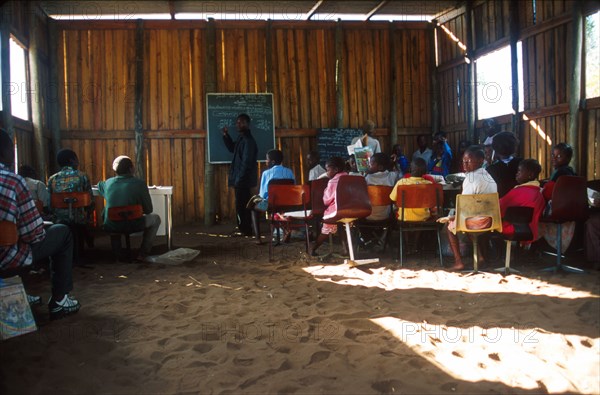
499,159,545,242
428,140,452,177
310,157,348,256
249,149,295,244
97,156,161,261
0,129,80,320
389,157,433,222
486,131,522,198
18,164,50,215
306,150,326,181
47,148,94,264
390,144,409,176
541,142,576,201
439,146,498,270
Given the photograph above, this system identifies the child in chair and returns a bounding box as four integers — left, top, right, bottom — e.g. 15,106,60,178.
310,157,348,256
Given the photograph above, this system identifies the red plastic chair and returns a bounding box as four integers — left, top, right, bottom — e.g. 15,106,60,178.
267,184,311,261
106,204,144,262
0,220,18,247
540,176,589,273
50,191,92,222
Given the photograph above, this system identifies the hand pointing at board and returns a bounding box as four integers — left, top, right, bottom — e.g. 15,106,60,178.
222,126,228,136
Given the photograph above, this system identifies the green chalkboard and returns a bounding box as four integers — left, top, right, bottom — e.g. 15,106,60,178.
317,128,363,165
207,93,275,164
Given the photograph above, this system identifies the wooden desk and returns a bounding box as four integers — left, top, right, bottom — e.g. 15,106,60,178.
92,186,173,250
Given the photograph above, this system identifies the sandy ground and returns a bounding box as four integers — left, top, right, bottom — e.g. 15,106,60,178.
1,223,599,395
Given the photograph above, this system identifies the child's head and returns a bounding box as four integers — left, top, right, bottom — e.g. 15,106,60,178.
56,149,79,169
266,149,284,167
458,139,471,153
433,131,447,144
306,150,320,168
433,140,445,156
416,134,428,149
482,118,500,138
462,145,485,172
362,120,376,136
113,155,134,175
410,157,427,177
326,156,346,178
369,153,390,174
391,144,403,156
551,143,573,169
491,131,518,159
516,159,542,184
18,165,38,179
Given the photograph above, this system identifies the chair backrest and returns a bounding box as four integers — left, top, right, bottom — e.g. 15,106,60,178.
51,191,91,209
549,176,589,222
455,193,502,233
310,177,329,216
367,185,394,206
0,220,18,246
107,204,144,222
394,183,443,210
268,178,295,187
268,184,310,210
332,175,371,219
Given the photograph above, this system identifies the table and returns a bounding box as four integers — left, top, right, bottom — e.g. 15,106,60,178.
442,183,462,211
92,186,173,250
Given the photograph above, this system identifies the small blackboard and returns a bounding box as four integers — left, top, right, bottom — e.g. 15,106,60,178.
317,128,363,165
207,93,275,164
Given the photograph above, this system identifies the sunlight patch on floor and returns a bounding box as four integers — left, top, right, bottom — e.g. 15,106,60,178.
372,316,599,394
303,264,598,299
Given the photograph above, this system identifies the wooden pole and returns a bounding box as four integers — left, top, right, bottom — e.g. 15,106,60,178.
0,3,13,142
430,22,440,135
204,18,217,226
335,20,344,128
28,2,47,178
509,0,520,138
568,0,583,174
465,0,476,143
389,24,398,148
47,19,62,165
266,20,273,94
134,19,145,180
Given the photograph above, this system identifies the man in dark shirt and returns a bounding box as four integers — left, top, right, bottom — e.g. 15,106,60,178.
222,113,258,236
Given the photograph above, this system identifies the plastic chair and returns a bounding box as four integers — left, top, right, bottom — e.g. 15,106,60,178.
106,204,144,262
251,178,294,244
0,220,18,246
540,176,589,273
309,177,329,235
267,184,311,261
455,193,502,273
50,191,92,222
494,206,534,275
322,175,373,265
357,185,394,253
394,183,444,267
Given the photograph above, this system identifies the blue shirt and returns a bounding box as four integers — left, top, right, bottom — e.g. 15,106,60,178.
259,165,295,199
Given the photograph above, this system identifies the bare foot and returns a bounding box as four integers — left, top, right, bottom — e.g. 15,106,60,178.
449,262,464,271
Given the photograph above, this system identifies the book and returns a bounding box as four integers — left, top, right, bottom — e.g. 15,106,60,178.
0,276,37,340
354,146,373,173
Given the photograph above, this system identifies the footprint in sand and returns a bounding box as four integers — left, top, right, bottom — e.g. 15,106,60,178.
439,382,459,392
192,343,213,354
371,380,404,393
307,351,330,366
233,356,254,366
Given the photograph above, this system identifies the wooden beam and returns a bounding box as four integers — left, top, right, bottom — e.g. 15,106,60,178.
366,1,389,21
168,0,175,20
335,20,344,128
568,0,583,174
266,20,273,93
47,20,61,164
430,24,440,135
465,0,476,143
0,3,13,142
389,24,397,147
134,19,145,180
28,1,47,178
203,18,217,226
509,0,520,136
305,0,324,20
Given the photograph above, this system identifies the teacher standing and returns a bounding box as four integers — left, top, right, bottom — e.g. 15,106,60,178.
222,113,258,236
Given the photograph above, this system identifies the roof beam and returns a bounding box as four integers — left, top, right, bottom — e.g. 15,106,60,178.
168,0,175,20
305,0,325,20
365,0,388,20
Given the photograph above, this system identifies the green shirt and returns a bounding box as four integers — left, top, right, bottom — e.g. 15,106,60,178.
97,174,153,232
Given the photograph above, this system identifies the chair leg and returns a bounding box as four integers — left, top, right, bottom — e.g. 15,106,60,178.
269,220,274,262
304,223,310,253
344,222,355,261
110,234,122,262
251,210,262,244
124,234,132,262
436,229,443,267
472,236,479,273
505,240,511,275
555,223,561,272
398,229,404,267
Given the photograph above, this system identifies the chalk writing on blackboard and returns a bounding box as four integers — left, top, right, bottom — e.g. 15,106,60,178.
316,128,363,165
207,94,275,164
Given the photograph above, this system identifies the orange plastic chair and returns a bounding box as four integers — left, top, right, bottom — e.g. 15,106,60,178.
50,191,92,222
0,220,18,247
322,175,372,264
267,184,311,261
539,176,589,273
394,183,444,267
106,204,144,262
356,185,394,253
